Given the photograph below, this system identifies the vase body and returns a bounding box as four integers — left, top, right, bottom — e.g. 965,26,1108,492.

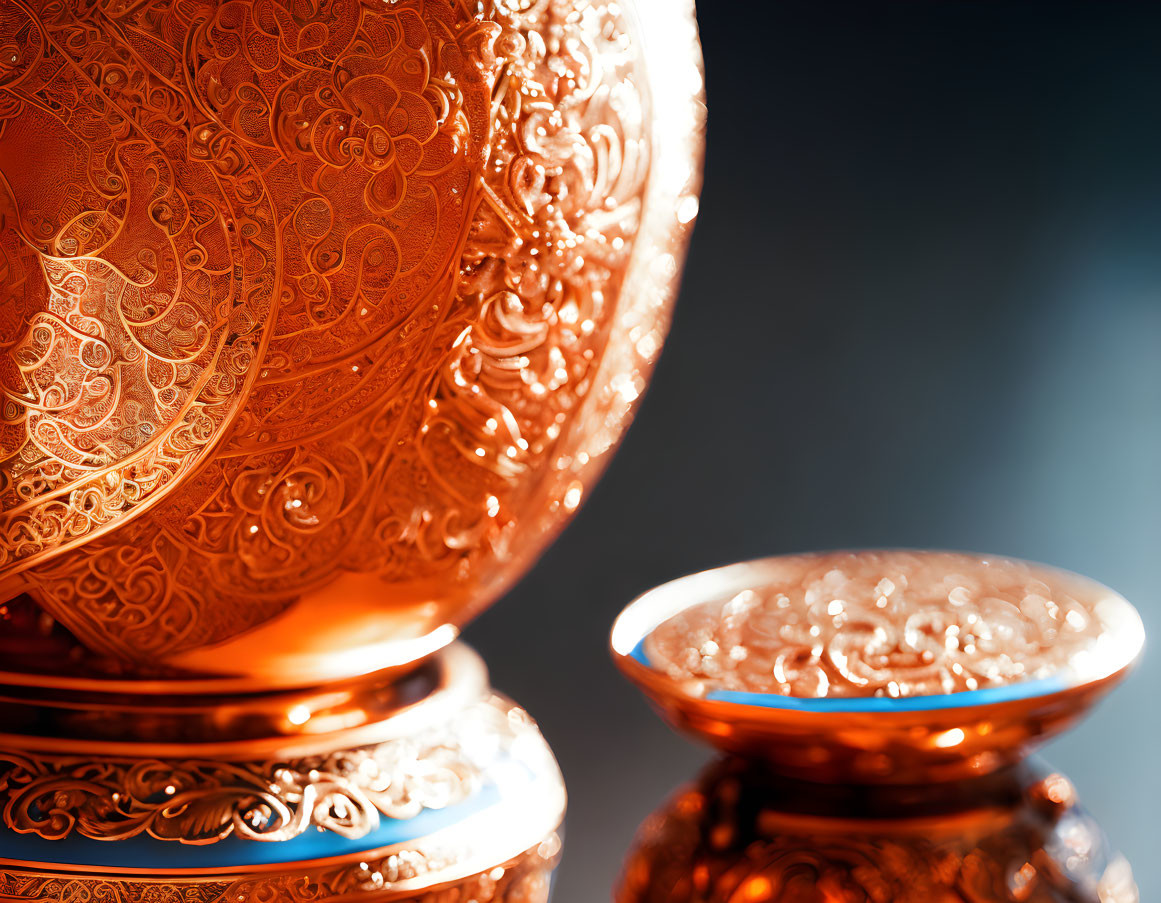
0,0,704,686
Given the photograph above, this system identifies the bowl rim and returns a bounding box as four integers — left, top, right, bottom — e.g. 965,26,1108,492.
611,549,1146,715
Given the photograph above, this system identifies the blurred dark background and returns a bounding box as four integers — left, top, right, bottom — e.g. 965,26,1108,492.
464,2,1161,900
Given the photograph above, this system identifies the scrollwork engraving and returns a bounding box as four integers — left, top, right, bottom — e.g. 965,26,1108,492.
0,727,480,844
0,832,560,902
646,551,1106,699
0,0,652,665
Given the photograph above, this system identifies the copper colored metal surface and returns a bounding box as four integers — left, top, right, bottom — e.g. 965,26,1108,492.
0,643,567,899
612,551,1144,782
0,0,705,686
0,0,699,886
0,642,486,757
645,551,1110,698
0,836,562,903
615,757,1137,903
612,552,1143,901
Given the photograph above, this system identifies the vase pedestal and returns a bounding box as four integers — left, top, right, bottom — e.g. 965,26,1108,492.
0,643,564,903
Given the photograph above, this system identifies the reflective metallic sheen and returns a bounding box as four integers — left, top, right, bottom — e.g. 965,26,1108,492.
616,757,1138,903
612,551,1143,902
0,644,567,899
612,551,1143,782
0,0,705,687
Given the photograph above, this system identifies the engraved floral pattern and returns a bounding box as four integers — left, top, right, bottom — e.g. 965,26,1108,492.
0,728,479,844
0,0,275,575
0,0,659,666
645,552,1106,699
0,833,560,902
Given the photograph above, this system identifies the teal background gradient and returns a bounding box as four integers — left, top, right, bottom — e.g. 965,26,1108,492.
465,1,1161,900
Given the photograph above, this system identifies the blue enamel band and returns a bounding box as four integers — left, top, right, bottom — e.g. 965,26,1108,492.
630,638,1070,713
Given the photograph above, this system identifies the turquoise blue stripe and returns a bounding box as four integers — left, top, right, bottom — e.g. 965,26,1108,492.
0,783,501,870
630,638,1068,712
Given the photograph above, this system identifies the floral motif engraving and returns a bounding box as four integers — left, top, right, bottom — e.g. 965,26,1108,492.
0,0,658,667
646,551,1107,698
0,0,276,576
0,726,480,844
0,832,560,902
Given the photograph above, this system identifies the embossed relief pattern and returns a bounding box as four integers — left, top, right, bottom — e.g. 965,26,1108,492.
0,832,560,902
0,0,648,660
0,0,276,578
645,552,1106,699
0,694,557,845
0,727,480,843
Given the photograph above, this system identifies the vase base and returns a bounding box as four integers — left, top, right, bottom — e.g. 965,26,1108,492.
0,643,565,902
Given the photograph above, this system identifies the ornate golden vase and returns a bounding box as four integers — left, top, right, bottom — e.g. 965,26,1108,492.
611,551,1145,902
0,0,704,897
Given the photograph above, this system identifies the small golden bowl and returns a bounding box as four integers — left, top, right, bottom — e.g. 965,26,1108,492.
612,550,1144,783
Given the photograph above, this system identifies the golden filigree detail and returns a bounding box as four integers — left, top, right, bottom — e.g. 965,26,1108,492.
0,0,663,670
645,551,1107,698
0,0,275,574
0,832,561,902
0,729,480,844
